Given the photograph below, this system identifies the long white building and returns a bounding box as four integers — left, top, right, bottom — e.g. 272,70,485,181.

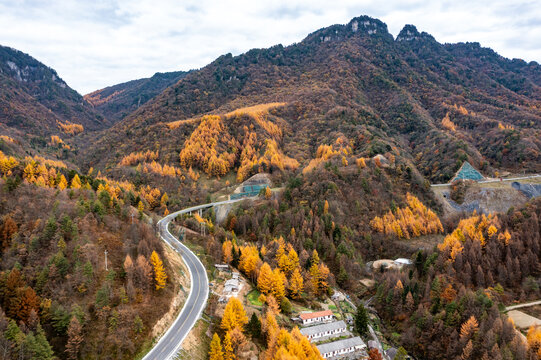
300,320,347,341
316,337,366,359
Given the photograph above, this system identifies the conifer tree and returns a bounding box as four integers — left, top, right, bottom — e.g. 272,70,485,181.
223,331,234,360
58,175,68,190
65,316,83,359
221,297,248,332
70,174,82,189
258,262,274,295
289,268,304,299
355,303,369,336
209,333,224,360
150,251,167,290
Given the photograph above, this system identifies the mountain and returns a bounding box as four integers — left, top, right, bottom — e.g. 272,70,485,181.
0,45,108,155
84,70,189,122
84,16,541,183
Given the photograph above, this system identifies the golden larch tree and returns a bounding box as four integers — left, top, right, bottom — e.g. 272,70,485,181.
209,333,224,360
288,268,304,299
70,174,82,189
58,175,68,190
258,262,274,295
221,297,248,332
150,251,167,290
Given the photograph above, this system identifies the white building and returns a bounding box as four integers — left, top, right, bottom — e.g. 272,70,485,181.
300,310,333,325
316,337,366,359
300,320,347,341
223,278,239,294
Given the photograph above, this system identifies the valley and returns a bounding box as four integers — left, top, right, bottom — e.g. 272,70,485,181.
0,11,541,360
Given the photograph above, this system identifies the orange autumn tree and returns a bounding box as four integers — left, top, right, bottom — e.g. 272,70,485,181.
238,245,260,280
179,115,236,177
119,150,158,166
288,268,304,299
222,240,233,263
438,212,510,261
370,193,443,239
460,316,479,341
150,251,167,290
261,311,323,360
209,333,224,360
527,326,541,358
221,297,248,332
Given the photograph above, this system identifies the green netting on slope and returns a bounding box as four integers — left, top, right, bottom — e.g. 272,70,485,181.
453,161,484,181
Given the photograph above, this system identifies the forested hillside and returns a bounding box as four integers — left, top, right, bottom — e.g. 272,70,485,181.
84,70,189,122
0,151,176,359
0,45,108,158
82,15,541,183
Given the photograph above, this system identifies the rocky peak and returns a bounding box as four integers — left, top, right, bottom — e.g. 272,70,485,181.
348,16,390,36
396,25,420,41
304,15,392,44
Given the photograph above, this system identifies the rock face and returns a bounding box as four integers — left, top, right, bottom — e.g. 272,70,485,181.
512,182,541,199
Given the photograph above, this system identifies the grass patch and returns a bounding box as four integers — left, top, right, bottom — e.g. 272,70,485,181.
328,304,338,311
247,289,264,306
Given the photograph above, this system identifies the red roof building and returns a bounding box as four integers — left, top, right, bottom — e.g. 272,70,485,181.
300,310,333,325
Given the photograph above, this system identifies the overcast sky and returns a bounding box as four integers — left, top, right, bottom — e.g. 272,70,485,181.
1,0,540,94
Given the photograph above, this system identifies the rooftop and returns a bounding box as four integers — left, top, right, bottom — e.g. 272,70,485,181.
300,321,347,336
316,337,366,354
300,310,333,320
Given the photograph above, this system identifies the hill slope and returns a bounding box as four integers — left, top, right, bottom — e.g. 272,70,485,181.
0,45,108,156
84,70,189,122
83,15,541,183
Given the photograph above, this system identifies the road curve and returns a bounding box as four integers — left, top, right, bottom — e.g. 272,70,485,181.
506,300,541,311
143,199,243,360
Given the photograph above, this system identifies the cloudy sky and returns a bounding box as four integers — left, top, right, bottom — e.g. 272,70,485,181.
1,0,540,94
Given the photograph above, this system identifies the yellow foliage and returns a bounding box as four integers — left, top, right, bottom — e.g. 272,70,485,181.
140,185,161,210
441,112,456,131
50,135,70,149
239,245,260,279
70,174,82,189
222,240,233,263
179,115,235,177
288,268,304,299
0,151,19,176
527,326,541,358
498,122,514,130
119,150,159,166
58,175,68,190
221,297,248,332
150,251,167,290
355,157,366,168
370,193,443,240
438,213,504,261
209,333,224,360
302,138,352,175
141,161,182,177
262,312,323,360
0,135,15,143
57,120,84,135
225,102,286,139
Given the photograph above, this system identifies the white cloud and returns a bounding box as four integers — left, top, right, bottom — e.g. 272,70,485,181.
0,0,539,94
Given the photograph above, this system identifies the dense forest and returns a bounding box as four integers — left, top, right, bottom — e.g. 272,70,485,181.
0,152,176,359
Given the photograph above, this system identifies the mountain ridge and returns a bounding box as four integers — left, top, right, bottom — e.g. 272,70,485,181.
81,15,541,182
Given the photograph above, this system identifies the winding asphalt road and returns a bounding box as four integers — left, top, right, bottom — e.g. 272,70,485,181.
143,199,243,360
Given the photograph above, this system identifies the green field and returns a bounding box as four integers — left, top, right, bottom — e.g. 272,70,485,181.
247,289,264,306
